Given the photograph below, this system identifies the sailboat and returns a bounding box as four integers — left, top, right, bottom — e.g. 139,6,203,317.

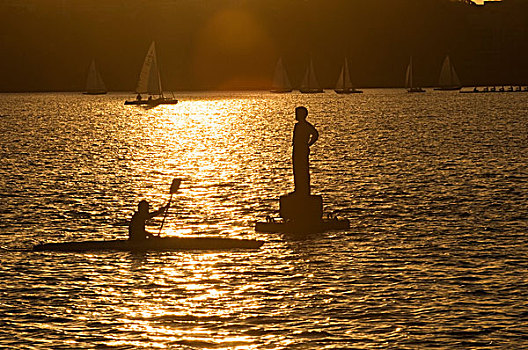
334,58,362,94
434,55,462,91
300,58,324,93
83,60,107,95
405,56,425,93
125,42,178,106
271,58,292,93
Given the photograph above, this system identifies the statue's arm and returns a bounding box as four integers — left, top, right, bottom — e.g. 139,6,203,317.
308,124,319,146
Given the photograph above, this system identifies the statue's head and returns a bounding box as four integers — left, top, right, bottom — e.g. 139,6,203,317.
295,106,308,121
138,200,150,214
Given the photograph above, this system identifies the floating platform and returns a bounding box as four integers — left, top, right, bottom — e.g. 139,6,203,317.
460,88,527,94
33,236,264,252
256,192,350,234
433,87,461,91
255,218,350,234
335,89,363,94
408,88,426,93
299,89,325,94
83,91,107,95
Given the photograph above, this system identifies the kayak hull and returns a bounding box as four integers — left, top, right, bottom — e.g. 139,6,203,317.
33,237,264,252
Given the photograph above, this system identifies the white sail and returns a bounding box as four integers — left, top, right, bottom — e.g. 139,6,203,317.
301,58,321,91
336,58,353,90
405,57,413,89
438,55,461,88
272,58,292,92
85,60,106,93
136,42,162,95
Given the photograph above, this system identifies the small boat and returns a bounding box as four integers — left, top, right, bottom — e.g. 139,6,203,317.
33,236,264,252
83,60,107,95
434,55,462,91
125,42,178,106
271,58,293,93
405,56,425,93
124,96,178,107
255,217,350,234
300,58,324,93
334,58,362,94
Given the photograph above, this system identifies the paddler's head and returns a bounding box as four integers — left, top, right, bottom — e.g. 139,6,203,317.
138,200,150,214
295,106,308,122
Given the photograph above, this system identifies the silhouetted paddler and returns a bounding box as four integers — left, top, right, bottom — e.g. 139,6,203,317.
128,200,167,241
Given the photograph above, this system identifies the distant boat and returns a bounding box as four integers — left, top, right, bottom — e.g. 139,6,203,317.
83,60,107,95
125,42,178,107
434,55,462,91
460,85,528,94
334,58,362,94
405,56,425,93
271,58,292,93
300,58,324,93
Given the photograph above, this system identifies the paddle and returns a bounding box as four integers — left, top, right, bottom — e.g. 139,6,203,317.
157,178,181,237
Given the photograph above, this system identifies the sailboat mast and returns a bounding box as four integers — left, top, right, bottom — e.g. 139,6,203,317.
446,56,452,85
409,57,413,89
344,59,352,90
405,58,411,89
157,62,163,98
152,42,163,97
342,65,346,90
337,67,344,90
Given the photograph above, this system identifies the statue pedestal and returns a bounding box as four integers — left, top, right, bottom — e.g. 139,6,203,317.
255,192,349,234
279,192,323,223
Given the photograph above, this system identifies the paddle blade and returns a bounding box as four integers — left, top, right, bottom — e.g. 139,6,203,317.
170,178,181,194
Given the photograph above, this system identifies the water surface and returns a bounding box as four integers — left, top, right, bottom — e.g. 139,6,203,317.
1,90,527,349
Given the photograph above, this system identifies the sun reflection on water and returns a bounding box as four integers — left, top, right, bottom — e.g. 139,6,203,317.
130,94,286,238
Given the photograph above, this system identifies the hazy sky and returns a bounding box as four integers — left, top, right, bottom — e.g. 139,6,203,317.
0,0,525,91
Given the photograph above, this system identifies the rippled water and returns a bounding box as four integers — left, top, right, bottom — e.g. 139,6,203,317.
1,90,527,349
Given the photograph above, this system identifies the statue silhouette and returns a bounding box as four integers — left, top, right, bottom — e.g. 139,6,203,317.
292,106,319,195
255,106,350,233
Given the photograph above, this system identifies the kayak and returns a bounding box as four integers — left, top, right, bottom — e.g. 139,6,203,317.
33,236,264,252
255,218,350,234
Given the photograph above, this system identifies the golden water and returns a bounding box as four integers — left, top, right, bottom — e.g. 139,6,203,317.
1,91,527,348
